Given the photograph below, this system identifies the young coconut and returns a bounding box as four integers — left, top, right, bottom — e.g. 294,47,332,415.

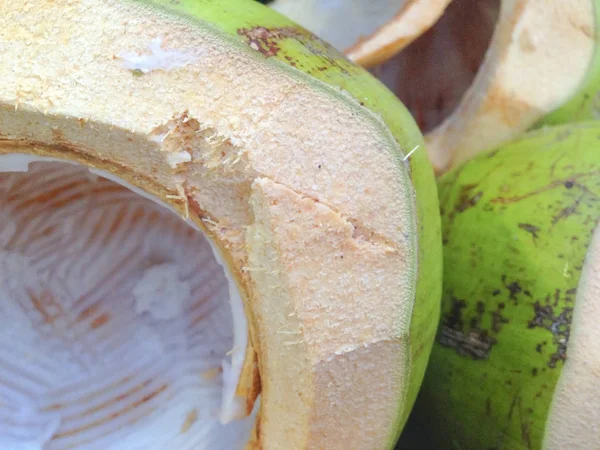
0,0,442,449
399,122,600,449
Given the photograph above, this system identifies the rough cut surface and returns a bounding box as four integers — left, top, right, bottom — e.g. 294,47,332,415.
246,178,409,449
0,0,434,448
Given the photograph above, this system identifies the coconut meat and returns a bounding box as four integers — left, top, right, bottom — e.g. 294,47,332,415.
0,154,253,449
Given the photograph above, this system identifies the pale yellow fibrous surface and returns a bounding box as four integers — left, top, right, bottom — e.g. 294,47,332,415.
0,0,434,448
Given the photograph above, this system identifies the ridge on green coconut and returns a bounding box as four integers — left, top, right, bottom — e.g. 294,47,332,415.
399,122,600,449
0,0,441,449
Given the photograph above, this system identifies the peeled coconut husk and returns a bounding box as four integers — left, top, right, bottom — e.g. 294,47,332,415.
425,0,598,175
400,122,600,449
0,0,441,449
374,0,598,175
270,0,453,67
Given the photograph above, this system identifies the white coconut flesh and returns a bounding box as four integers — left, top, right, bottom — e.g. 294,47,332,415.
1,1,419,448
543,223,600,449
0,154,255,450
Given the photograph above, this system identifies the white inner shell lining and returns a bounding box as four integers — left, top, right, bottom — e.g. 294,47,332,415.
0,154,254,450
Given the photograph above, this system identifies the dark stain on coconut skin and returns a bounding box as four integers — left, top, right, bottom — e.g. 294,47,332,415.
442,278,575,366
442,183,484,231
528,297,573,368
491,302,509,333
502,275,524,304
518,223,540,241
439,273,548,361
438,297,495,359
438,326,496,360
552,191,585,226
503,392,534,450
490,170,600,205
438,296,511,360
237,26,351,73
237,26,290,58
454,183,483,214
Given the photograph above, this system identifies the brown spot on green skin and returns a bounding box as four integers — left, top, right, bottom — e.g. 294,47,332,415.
491,305,509,333
518,223,540,240
535,343,543,353
552,192,585,225
438,326,495,360
527,299,573,368
236,26,350,73
507,392,520,420
445,297,467,329
501,275,523,303
454,183,483,213
469,301,485,329
521,420,532,450
237,25,334,59
491,170,600,205
237,26,285,58
440,294,511,360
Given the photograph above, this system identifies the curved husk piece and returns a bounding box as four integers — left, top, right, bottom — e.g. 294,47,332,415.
270,0,452,68
346,0,453,68
0,0,441,448
400,122,600,449
425,0,597,175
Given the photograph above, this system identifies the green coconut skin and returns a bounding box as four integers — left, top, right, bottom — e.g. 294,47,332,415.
399,122,600,449
131,0,442,446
